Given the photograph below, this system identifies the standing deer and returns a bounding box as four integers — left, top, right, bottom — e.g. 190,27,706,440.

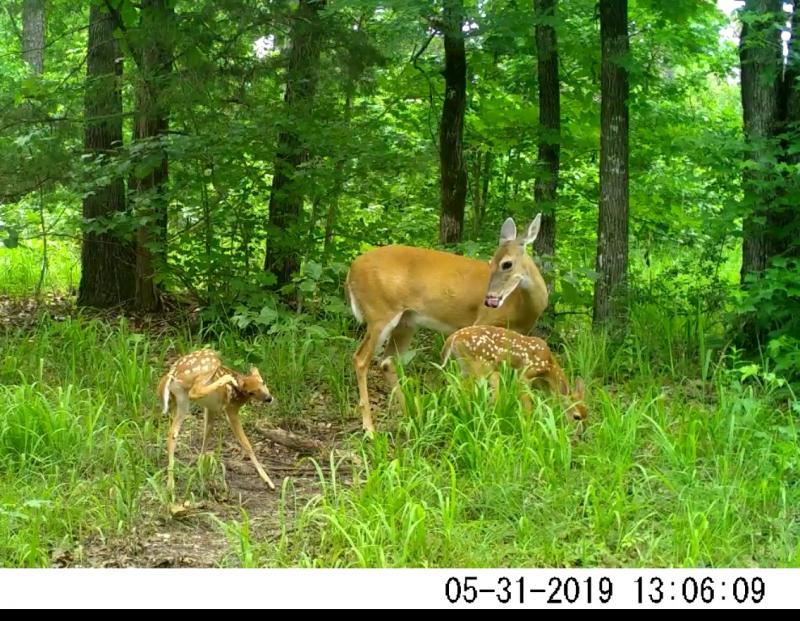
345,214,549,432
441,325,588,424
158,348,276,496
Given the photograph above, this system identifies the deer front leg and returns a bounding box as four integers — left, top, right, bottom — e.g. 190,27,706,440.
488,370,502,406
166,396,190,498
225,406,276,490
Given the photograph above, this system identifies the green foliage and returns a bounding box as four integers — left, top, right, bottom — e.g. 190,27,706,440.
739,257,800,378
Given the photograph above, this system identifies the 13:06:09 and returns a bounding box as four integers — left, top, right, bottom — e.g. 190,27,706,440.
636,576,765,604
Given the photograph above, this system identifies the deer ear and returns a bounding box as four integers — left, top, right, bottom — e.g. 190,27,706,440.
499,217,517,243
574,377,585,399
249,366,261,379
519,213,542,247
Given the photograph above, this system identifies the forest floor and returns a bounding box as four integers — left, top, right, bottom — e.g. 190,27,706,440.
73,373,385,568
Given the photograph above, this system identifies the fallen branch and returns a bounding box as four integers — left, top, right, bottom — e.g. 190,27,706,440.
261,428,326,454
261,427,362,467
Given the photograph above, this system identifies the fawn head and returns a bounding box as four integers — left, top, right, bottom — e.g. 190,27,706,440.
564,377,587,422
237,367,274,404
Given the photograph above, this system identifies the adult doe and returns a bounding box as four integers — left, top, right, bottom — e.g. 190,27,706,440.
346,215,549,432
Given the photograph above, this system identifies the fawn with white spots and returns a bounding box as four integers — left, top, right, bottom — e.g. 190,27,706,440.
441,325,588,424
158,348,276,496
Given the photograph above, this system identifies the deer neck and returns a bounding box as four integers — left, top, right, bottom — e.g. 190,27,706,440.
515,257,547,319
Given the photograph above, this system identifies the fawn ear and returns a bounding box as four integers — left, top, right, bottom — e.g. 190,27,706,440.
574,377,585,399
249,366,262,379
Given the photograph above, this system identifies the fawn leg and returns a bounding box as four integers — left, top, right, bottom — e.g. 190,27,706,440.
225,406,276,490
166,395,190,497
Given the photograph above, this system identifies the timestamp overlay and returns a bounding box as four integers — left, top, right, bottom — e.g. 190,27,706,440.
1,567,797,608
438,569,792,609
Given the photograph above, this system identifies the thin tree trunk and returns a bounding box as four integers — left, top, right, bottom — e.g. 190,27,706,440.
593,0,629,327
438,0,467,245
480,150,491,226
22,0,45,75
131,0,174,312
323,85,353,258
533,0,560,277
739,0,783,283
470,150,481,235
775,1,800,259
78,3,136,308
265,0,325,297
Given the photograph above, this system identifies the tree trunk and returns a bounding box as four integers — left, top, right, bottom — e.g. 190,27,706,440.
22,0,45,75
533,0,560,274
131,0,174,312
593,0,629,327
775,2,800,259
739,0,783,283
438,0,467,245
265,0,325,296
323,85,354,259
78,4,135,308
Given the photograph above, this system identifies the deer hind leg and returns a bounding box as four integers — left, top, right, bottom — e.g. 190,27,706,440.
166,392,190,497
380,314,417,413
224,406,275,490
188,372,235,400
353,313,401,434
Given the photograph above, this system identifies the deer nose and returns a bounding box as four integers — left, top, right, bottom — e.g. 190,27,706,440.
264,395,273,404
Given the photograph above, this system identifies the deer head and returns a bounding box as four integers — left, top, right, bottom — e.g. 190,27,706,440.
236,367,274,404
484,214,542,309
563,377,587,422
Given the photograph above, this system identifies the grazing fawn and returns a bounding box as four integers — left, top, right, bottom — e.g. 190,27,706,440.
346,214,549,433
441,325,588,424
158,348,276,495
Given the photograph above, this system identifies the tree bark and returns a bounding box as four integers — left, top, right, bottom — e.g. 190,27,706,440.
593,0,629,327
323,84,354,259
438,0,467,245
533,0,560,273
131,0,174,312
265,0,325,296
22,0,45,75
739,0,783,283
78,4,136,308
774,2,800,259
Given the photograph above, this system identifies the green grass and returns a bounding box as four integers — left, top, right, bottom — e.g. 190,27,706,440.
254,311,800,568
0,313,358,567
0,242,79,297
0,246,797,568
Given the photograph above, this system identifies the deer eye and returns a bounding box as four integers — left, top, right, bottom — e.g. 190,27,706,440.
501,261,513,270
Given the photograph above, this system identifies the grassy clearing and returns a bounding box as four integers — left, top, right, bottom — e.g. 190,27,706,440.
0,246,797,568
254,311,799,568
0,314,356,567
